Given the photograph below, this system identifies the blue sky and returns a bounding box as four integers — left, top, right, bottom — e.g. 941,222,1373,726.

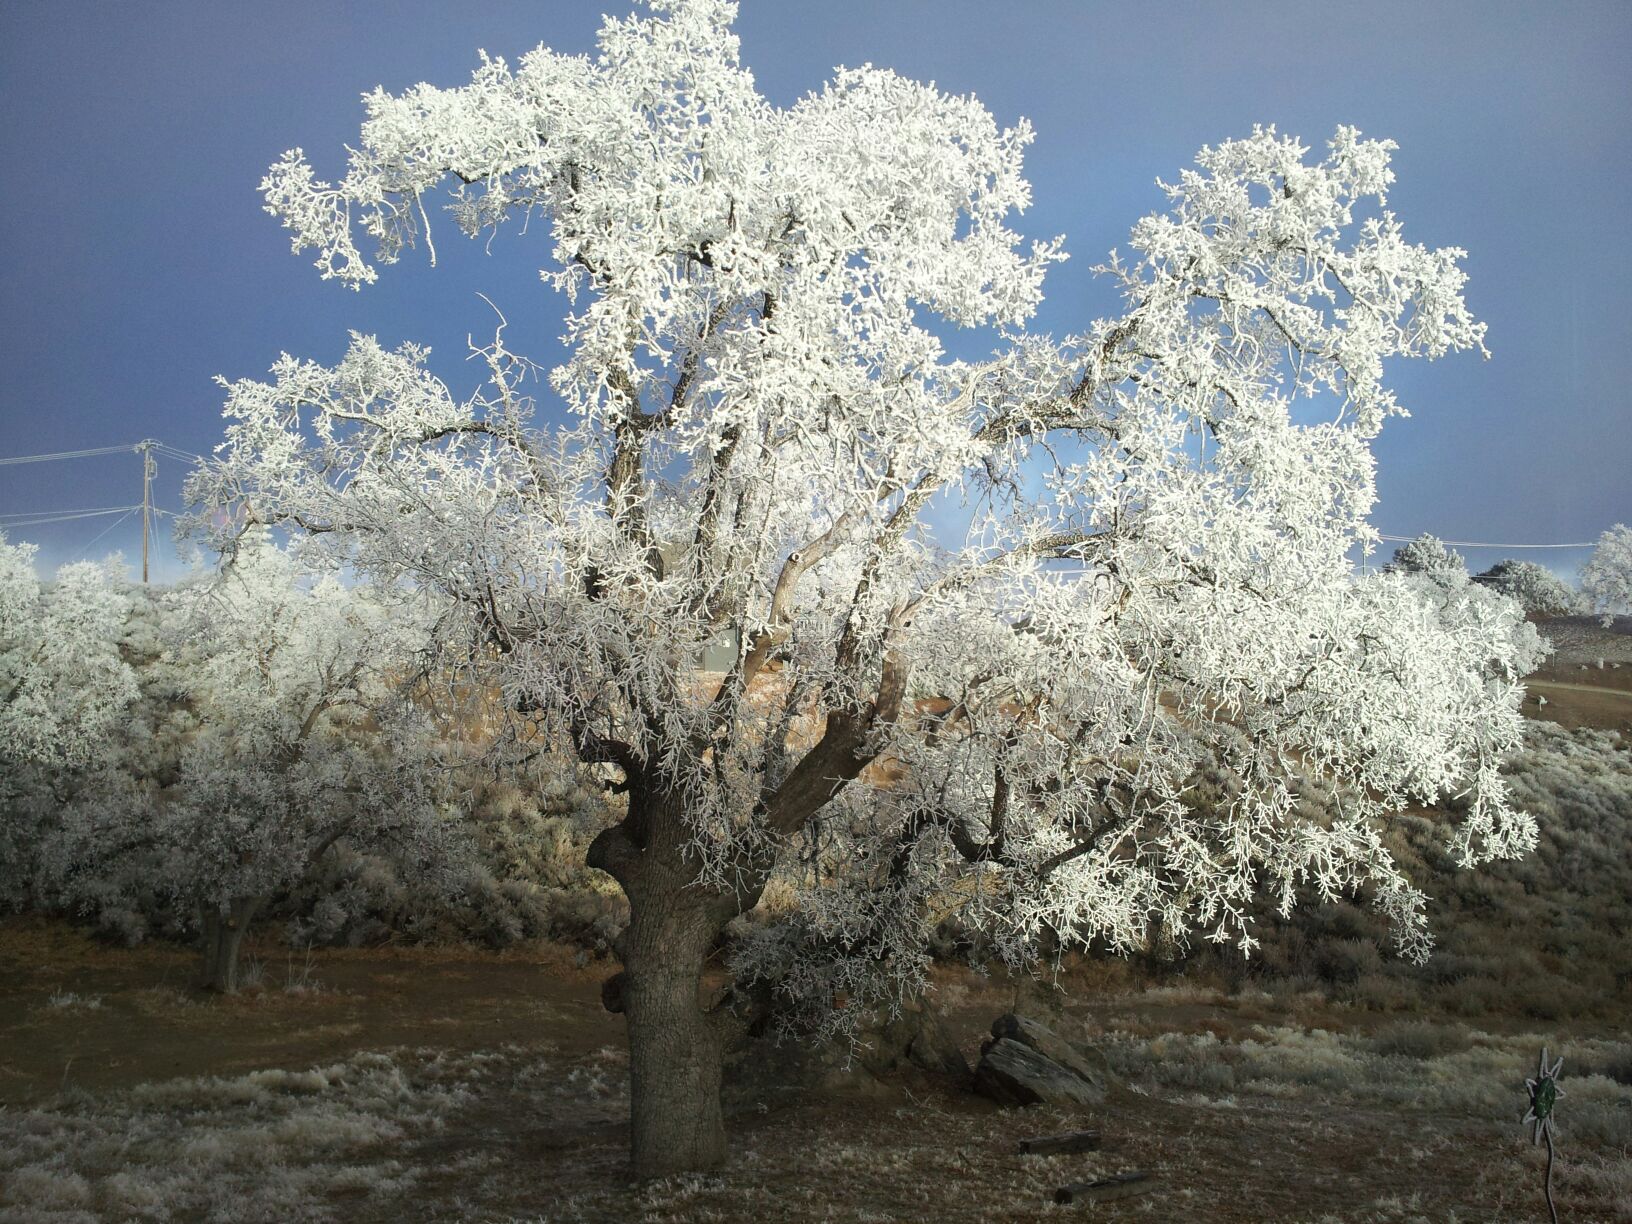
1,1,1628,580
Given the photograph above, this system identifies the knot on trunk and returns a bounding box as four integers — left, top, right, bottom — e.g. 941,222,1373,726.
601,970,628,1014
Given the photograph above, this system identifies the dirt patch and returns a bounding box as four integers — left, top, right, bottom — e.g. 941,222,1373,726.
0,918,610,1106
1523,681,1632,734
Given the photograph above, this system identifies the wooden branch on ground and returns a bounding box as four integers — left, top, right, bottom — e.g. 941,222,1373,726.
1017,1130,1101,1156
1053,1171,1153,1205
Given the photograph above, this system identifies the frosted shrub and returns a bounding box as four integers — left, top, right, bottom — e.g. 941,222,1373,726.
0,533,137,911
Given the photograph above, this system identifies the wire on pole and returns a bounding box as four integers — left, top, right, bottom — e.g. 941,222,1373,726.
1377,534,1597,550
67,508,141,566
0,505,142,521
0,443,153,466
0,507,144,529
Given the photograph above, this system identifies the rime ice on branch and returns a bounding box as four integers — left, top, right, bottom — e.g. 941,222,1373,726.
192,0,1536,1177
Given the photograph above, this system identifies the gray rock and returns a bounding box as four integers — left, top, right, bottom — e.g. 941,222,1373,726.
974,1037,1105,1107
990,1013,1111,1095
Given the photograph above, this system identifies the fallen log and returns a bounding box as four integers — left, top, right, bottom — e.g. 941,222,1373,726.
1053,1171,1153,1205
1017,1129,1102,1156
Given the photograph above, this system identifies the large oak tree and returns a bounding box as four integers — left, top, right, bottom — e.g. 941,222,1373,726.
192,0,1537,1177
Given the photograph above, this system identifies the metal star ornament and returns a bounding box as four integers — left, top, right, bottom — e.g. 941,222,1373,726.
1523,1047,1565,1145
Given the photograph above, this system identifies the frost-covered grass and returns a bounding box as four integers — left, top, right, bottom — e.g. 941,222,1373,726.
1099,1022,1632,1147
3,995,1628,1222
0,1048,540,1224
42,990,102,1011
1088,1018,1632,1221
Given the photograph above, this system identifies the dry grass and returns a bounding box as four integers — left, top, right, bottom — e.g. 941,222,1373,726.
2,944,1628,1223
0,1048,515,1223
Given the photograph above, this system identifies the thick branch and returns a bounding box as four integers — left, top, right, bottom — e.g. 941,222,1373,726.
760,650,909,839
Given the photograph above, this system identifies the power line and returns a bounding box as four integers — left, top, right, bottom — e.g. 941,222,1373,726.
68,508,140,565
0,438,207,581
0,443,149,467
0,505,141,520
0,506,144,529
0,440,207,467
1377,534,1596,549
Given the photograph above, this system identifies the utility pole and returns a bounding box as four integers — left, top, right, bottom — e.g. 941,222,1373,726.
137,439,157,584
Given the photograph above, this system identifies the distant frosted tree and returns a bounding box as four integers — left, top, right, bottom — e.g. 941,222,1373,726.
195,0,1535,1176
43,536,465,991
1384,536,1544,675
1385,534,1468,589
1475,560,1584,618
1580,524,1632,624
0,533,137,909
0,533,136,776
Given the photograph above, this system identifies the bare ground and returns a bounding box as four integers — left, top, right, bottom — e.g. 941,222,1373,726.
2,922,1628,1223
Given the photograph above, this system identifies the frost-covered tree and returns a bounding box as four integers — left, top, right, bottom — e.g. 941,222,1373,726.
193,1,1537,1176
1580,523,1632,624
0,533,136,777
1475,559,1583,618
44,536,464,991
1384,533,1468,590
1383,535,1543,676
0,533,137,908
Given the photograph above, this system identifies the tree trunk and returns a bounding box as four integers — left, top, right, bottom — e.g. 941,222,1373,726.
198,896,264,993
589,794,749,1180
622,912,727,1178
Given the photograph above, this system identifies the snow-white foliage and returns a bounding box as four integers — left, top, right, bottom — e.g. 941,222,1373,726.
1,533,138,911
1474,559,1583,617
0,532,136,773
1581,523,1632,624
198,1,1534,1025
1383,533,1467,590
41,535,466,934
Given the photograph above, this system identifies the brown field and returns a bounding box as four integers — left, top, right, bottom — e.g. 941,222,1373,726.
2,921,1628,1223
1520,615,1632,734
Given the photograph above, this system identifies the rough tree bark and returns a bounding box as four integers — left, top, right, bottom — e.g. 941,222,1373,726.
587,787,762,1179
197,896,265,993
584,690,888,1178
